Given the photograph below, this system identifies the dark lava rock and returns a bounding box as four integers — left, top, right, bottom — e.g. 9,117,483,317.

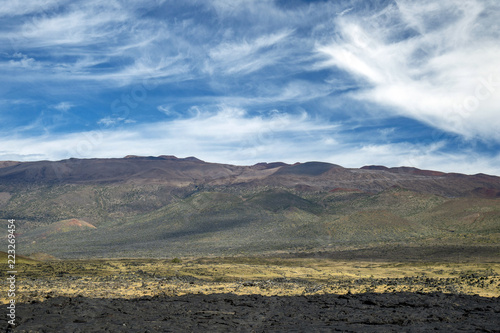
3,292,499,332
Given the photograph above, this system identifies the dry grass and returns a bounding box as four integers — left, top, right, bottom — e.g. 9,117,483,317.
1,257,499,304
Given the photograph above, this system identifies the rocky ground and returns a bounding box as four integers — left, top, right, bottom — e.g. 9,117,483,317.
2,257,499,332
4,292,500,332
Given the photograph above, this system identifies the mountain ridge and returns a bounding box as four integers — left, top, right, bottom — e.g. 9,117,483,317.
0,156,499,196
1,155,499,259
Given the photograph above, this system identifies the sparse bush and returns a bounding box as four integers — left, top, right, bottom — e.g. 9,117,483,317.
171,258,182,263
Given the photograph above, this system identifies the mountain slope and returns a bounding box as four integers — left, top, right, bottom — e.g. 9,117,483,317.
1,156,499,195
0,156,499,258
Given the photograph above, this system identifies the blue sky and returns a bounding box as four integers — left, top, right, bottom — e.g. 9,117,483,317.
1,0,500,175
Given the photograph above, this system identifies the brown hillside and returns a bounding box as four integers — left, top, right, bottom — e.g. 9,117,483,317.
0,156,499,197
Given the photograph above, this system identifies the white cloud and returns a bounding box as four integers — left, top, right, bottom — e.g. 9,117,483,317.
157,105,171,114
202,80,334,109
99,55,192,87
0,106,337,164
207,30,293,75
326,141,500,176
0,0,64,17
52,101,74,112
12,1,129,47
338,7,354,16
157,105,181,117
208,0,284,19
1,0,178,86
6,53,40,69
317,0,500,141
0,99,35,106
2,112,499,175
97,116,134,126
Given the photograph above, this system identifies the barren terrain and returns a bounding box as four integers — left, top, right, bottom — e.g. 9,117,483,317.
1,157,499,331
2,256,499,331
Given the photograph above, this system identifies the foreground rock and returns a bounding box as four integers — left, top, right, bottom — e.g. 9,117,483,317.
4,292,499,332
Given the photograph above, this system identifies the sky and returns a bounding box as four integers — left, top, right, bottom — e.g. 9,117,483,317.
1,0,500,175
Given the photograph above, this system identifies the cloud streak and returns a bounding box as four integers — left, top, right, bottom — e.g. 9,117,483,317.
0,106,337,163
317,0,500,141
1,106,498,175
207,30,293,75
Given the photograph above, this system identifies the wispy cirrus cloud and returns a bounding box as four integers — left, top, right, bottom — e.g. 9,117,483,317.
6,53,40,69
2,105,499,175
0,105,337,163
1,0,499,175
206,30,293,75
0,0,65,17
317,0,500,141
5,1,129,49
52,101,75,112
1,0,178,86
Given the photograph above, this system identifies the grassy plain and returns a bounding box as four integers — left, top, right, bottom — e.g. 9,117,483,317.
2,256,499,304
